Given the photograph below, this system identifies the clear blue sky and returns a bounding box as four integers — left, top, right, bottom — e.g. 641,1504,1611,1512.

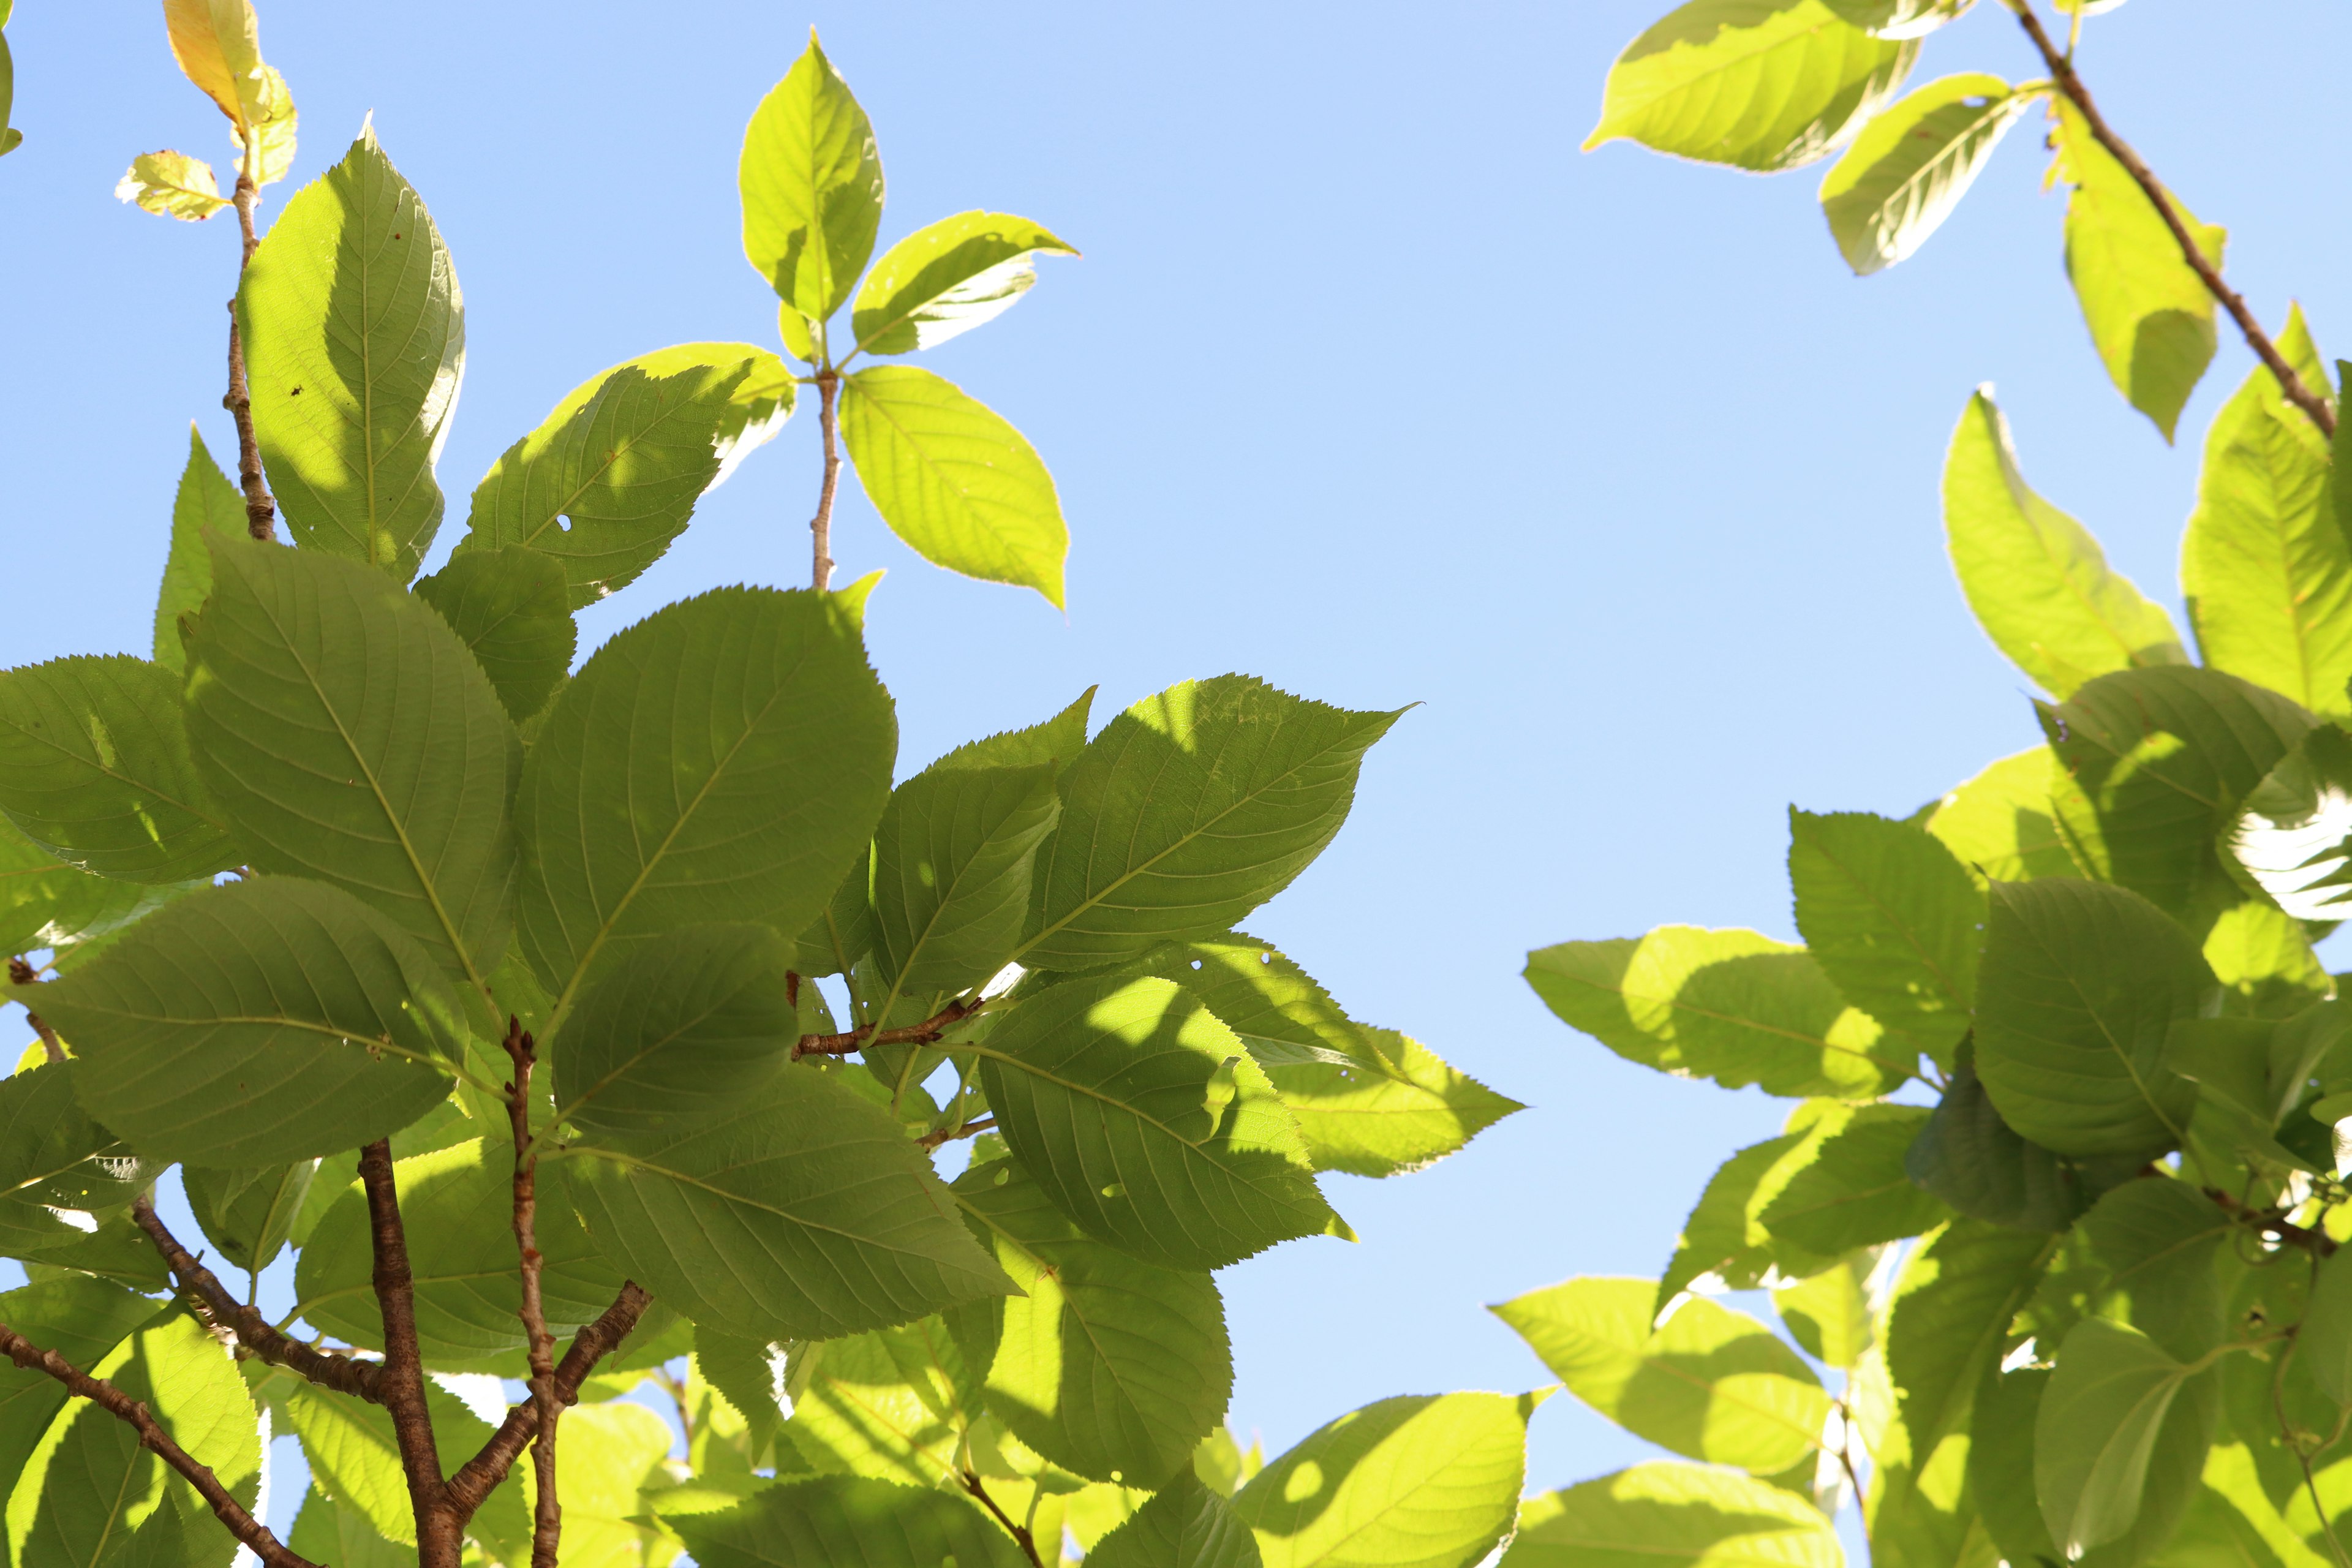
2,0,2346,1525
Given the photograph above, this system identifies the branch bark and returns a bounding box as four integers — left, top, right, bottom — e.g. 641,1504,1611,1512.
444,1282,650,1526
360,1139,461,1568
793,997,981,1061
916,1115,997,1152
130,1196,384,1402
809,370,842,591
501,1021,562,1568
960,1471,1044,1568
0,1318,320,1568
2009,0,2336,438
225,171,277,541
8,956,63,1065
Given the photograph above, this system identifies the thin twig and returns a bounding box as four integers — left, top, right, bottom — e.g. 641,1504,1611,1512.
918,1116,997,1152
2204,1188,2337,1257
0,1318,320,1568
445,1283,650,1525
360,1139,459,1568
960,1471,1044,1568
2009,0,2335,438
809,371,842,591
224,173,277,540
8,956,63,1065
1833,1398,1868,1516
500,1020,562,1568
793,997,982,1062
2275,1306,2352,1568
130,1197,384,1402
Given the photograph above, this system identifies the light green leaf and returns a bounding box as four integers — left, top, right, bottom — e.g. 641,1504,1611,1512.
951,1153,1231,1485
2079,1177,2233,1362
183,534,520,989
1492,1276,1825,1474
1233,1392,1536,1568
1502,1462,1842,1568
974,972,1340,1272
1820,0,1975,37
518,1401,677,1568
668,1477,1025,1568
2041,665,2316,917
1787,807,1983,1066
1773,1253,1875,1370
183,1159,313,1274
0,815,154,961
1525,926,1911,1098
1586,1,1917,172
0,1278,155,1490
1924,746,2080,885
413,544,576,724
2182,309,2351,714
154,426,239,673
2231,723,2352,923
2038,1319,2219,1556
2151,1442,2334,1568
2055,99,2226,441
872,760,1059,1000
1904,1041,2125,1232
840,366,1068,608
1973,878,2209,1159
1943,387,2188,696
851,212,1077,358
238,127,464,576
1819,73,2026,274
1131,935,1520,1178
1020,677,1399,972
739,34,884,347
565,1066,1012,1343
2199,897,2331,1020
23,878,463,1166
1657,1134,1806,1308
293,1137,625,1371
456,356,764,610
1757,1104,1948,1254
0,655,236,883
516,585,892,1014
287,1487,407,1568
694,1332,788,1469
780,1314,976,1486
1090,1471,1262,1568
2299,1240,2352,1404
284,1378,525,1551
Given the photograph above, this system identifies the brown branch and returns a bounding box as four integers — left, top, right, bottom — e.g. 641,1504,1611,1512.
9,956,62,1065
0,1318,319,1568
360,1139,460,1568
2010,0,2336,438
793,997,982,1062
2205,1186,2337,1256
960,1470,1044,1568
444,1282,650,1525
809,370,842,592
500,1020,562,1568
224,172,276,541
917,1115,997,1152
130,1196,383,1402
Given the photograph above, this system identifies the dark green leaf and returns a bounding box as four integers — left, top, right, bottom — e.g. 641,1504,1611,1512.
667,1477,1025,1568
154,425,239,674
871,761,1058,1000
2301,1239,2352,1404
1089,1471,1262,1568
921,688,1095,775
413,545,576,723
183,1159,313,1274
1788,807,1983,1067
1906,1041,2128,1232
1755,1103,1948,1253
1966,1366,2059,1568
2079,1177,2232,1361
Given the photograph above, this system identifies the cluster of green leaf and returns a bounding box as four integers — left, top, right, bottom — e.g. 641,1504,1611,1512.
1588,0,2247,441
0,10,1538,1568
1512,138,2352,1568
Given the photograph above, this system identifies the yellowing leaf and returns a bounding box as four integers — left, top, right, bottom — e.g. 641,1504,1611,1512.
115,151,229,221
160,0,296,183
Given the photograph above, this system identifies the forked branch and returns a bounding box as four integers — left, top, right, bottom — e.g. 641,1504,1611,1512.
0,1319,319,1568
961,1471,1044,1568
445,1282,651,1524
2007,0,2336,437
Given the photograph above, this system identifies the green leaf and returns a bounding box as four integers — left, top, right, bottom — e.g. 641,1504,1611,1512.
1787,807,1984,1066
1772,1253,1875,1369
2038,1319,2219,1556
779,1314,977,1485
668,1477,1025,1568
0,655,236,883
694,1332,788,1468
2299,1238,2352,1404
2200,897,2331,1020
154,425,239,673
1020,677,1399,972
1820,0,1975,39
284,1378,525,1551
0,1061,149,1244
1973,878,2209,1159
1657,1134,1806,1307
921,688,1095,775
1090,1471,1263,1568
1232,1392,1536,1568
951,1153,1231,1485
183,1159,313,1274
1965,1366,2059,1568
851,211,1077,358
456,356,767,610
1502,1462,1842,1568
565,1066,1012,1343
1756,1104,1948,1253
839,366,1068,608
238,127,464,576
519,1400,676,1568
0,815,154,961
293,1137,625,1371
871,760,1059,1000
0,1278,155,1490
2041,665,2316,917
1924,746,2081,885
2079,1177,2233,1361
1905,1040,2128,1232
1819,73,2027,274
516,586,893,1014
739,34,884,347
1491,1276,1825,1474
2181,310,2351,714
1586,1,1917,172
413,544,576,723
183,534,520,989
1130,935,1520,1178
974,972,1341,1272
23,878,463,1166
2054,99,2226,441
1943,387,2188,696
287,1487,407,1568
1525,926,1911,1098
2229,722,2352,923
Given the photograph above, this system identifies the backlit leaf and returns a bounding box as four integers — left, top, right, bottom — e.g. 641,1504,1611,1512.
2037,1319,2218,1556
1090,1471,1262,1568
1755,1104,1948,1254
851,212,1076,357
154,426,239,674
668,1477,1024,1568
115,150,229,221
1787,807,1983,1067
413,544,576,723
1502,1462,1842,1568
1923,746,2079,885
1819,73,2026,274
739,35,884,347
